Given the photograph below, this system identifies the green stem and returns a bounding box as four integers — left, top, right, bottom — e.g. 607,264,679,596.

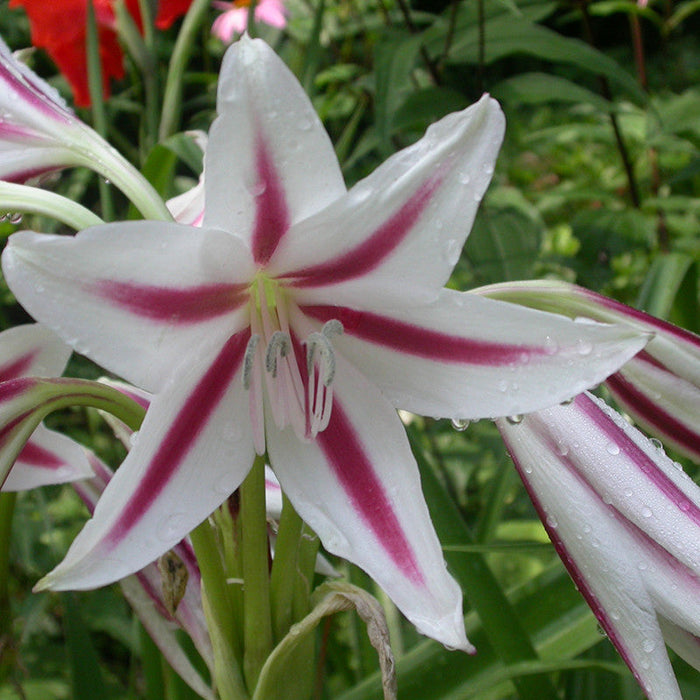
0,492,16,683
0,182,103,231
190,519,248,700
269,495,305,642
240,455,273,691
85,0,115,221
159,0,211,140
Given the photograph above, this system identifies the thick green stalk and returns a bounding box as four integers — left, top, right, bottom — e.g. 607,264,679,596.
240,455,273,691
269,494,305,642
190,519,248,700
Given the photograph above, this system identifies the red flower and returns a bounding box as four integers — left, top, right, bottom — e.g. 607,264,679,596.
9,0,193,107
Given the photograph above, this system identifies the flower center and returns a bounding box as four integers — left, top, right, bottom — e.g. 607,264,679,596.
243,274,342,454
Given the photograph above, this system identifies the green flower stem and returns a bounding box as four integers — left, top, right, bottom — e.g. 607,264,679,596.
240,454,273,691
86,0,115,222
190,518,248,700
269,494,305,641
0,492,16,683
212,497,244,660
87,0,172,222
159,0,211,140
33,378,147,432
0,182,104,230
292,523,319,623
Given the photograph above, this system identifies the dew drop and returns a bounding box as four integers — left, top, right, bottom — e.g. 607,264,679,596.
606,442,620,455
641,506,653,518
8,212,22,224
451,418,470,432
643,639,656,653
458,170,471,185
576,339,593,356
649,438,663,450
545,515,558,529
506,414,523,425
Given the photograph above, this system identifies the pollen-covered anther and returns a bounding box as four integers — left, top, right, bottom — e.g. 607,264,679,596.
265,330,291,378
242,334,260,390
304,319,344,437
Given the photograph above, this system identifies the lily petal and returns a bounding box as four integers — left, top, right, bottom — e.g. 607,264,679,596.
36,333,256,591
2,225,254,392
266,347,470,652
476,279,700,461
274,95,504,305
0,323,71,379
204,36,346,259
3,423,92,491
497,393,700,700
299,289,648,419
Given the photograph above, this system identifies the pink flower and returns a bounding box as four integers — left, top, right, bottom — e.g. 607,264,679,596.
212,0,287,42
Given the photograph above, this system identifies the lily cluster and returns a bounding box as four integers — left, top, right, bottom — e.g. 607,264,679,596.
0,28,698,700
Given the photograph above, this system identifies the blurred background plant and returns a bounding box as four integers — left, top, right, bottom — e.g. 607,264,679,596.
0,0,698,698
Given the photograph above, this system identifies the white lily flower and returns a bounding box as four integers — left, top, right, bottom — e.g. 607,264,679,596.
498,392,700,700
2,37,648,650
0,324,92,491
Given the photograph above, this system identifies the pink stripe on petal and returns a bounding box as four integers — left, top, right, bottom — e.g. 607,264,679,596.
289,177,442,288
316,398,425,585
95,281,247,324
0,350,37,383
580,392,700,520
606,372,700,460
302,305,541,365
17,440,63,469
251,135,290,266
503,432,643,684
106,332,250,546
0,377,37,403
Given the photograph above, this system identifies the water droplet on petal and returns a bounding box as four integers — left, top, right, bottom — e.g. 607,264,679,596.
643,639,656,653
451,418,470,432
641,506,653,518
8,212,22,224
606,442,620,455
506,414,523,425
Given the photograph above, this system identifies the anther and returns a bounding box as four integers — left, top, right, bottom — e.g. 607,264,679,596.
242,334,260,390
305,332,336,386
321,319,344,339
265,331,291,377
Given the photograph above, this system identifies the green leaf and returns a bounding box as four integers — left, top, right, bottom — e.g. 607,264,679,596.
447,17,646,104
374,31,424,155
493,72,613,111
461,203,543,286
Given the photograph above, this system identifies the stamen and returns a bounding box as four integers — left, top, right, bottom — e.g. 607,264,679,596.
303,320,343,438
242,334,260,390
305,332,336,386
265,331,291,377
322,319,344,339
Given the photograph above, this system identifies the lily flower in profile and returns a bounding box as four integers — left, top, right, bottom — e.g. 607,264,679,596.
476,280,700,463
0,324,92,491
2,37,648,650
0,38,170,219
497,392,700,700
